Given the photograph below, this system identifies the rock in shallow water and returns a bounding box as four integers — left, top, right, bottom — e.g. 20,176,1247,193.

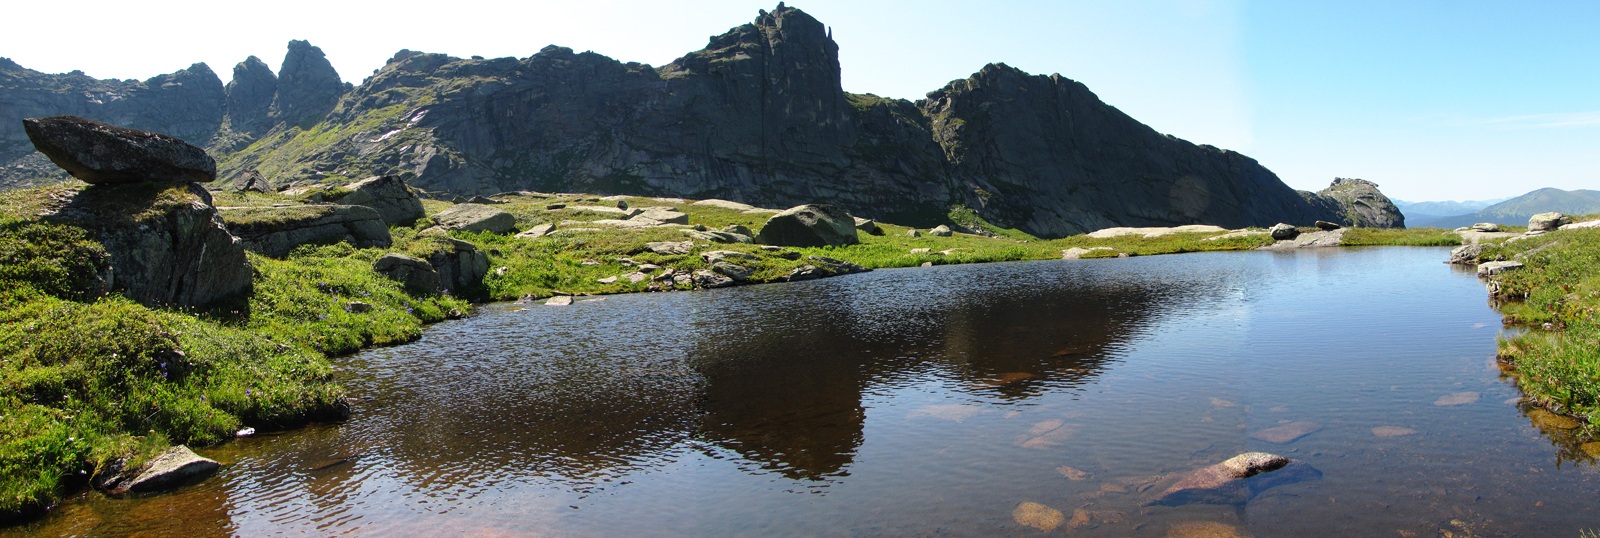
1248,421,1321,444
106,445,221,494
23,116,216,184
1434,392,1480,407
1151,452,1319,506
1012,501,1065,531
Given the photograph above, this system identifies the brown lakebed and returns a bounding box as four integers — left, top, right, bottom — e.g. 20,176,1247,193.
9,248,1600,536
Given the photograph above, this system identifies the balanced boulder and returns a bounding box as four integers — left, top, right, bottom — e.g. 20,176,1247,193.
23,116,216,184
433,203,516,234
326,175,426,225
221,205,391,257
755,204,859,247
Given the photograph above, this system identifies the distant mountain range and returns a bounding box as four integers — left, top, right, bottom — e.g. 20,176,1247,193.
0,4,1405,237
1408,188,1600,228
1392,198,1501,223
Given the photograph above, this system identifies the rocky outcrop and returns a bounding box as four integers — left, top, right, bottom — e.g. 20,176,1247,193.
1528,212,1573,233
220,204,391,257
23,116,217,184
271,40,347,128
326,175,426,225
433,203,516,233
224,56,278,137
372,253,442,294
52,183,252,309
1303,178,1406,228
419,237,489,294
755,204,859,247
0,8,1407,238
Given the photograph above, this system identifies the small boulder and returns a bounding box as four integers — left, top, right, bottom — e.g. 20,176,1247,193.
906,229,922,238
468,195,502,205
712,261,752,282
722,224,754,236
692,269,736,288
328,175,426,225
1448,243,1483,265
373,253,442,294
1472,222,1501,232
755,204,860,247
853,217,883,235
515,223,557,239
433,203,516,234
644,240,695,255
1477,260,1524,277
1529,212,1573,232
633,208,689,225
928,224,953,237
410,237,489,294
23,116,216,184
1269,223,1299,240
685,229,753,243
109,445,221,494
1314,220,1342,231
702,250,757,265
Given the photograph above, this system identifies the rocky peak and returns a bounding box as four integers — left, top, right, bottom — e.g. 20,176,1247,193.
271,40,346,127
1305,177,1405,228
225,56,278,136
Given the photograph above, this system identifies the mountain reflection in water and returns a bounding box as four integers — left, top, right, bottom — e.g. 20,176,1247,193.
12,248,1600,537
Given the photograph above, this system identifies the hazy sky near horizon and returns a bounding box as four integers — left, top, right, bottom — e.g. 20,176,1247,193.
3,0,1595,201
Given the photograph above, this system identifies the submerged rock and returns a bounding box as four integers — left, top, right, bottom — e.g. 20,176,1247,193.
1371,426,1417,437
1433,392,1480,407
1150,452,1317,506
1012,501,1066,532
1248,421,1322,444
23,116,217,184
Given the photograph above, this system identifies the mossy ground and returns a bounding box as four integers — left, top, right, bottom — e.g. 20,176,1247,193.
1475,221,1600,434
0,183,1483,522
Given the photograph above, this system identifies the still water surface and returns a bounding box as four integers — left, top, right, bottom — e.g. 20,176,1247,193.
15,247,1600,536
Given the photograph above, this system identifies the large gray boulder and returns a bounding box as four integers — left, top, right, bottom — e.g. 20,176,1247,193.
22,116,216,184
51,183,252,309
327,175,425,225
755,204,859,247
373,253,442,294
433,203,516,234
220,205,391,257
1529,212,1573,233
1269,223,1299,240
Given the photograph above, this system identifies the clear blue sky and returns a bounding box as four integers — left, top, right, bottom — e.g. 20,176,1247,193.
3,1,1595,201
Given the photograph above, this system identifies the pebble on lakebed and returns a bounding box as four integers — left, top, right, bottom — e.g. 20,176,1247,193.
1012,501,1066,531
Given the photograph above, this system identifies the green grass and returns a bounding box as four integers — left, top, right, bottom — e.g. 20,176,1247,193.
1475,227,1600,435
0,185,468,521
1340,227,1464,246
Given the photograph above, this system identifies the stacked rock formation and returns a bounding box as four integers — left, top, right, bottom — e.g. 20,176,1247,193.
23,115,253,309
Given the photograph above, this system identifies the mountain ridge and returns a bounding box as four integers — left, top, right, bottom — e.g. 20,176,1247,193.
0,4,1402,237
1427,188,1600,229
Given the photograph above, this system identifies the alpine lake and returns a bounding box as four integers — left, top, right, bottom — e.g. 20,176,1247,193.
11,247,1600,536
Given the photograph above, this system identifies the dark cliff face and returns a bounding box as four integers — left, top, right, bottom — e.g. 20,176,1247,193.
921,63,1331,233
224,56,277,137
271,40,347,128
0,5,1402,237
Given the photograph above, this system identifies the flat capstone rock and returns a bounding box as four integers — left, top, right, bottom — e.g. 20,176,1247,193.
23,115,216,184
